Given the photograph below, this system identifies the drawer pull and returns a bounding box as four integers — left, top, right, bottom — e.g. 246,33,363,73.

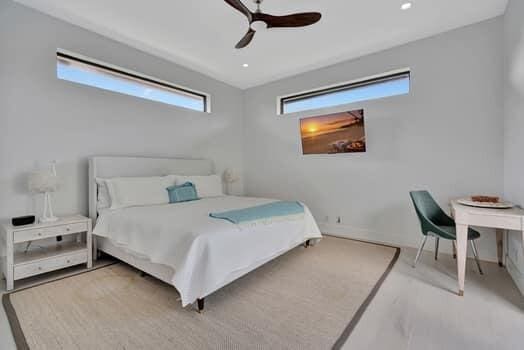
38,267,42,270
66,260,71,264
66,227,71,231
38,232,42,236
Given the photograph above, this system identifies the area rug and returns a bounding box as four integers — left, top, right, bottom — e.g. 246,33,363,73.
3,236,399,350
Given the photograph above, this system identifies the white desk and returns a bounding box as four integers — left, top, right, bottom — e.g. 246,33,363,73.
451,200,524,296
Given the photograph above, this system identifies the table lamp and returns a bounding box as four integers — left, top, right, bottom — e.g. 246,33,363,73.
223,168,239,195
29,161,59,223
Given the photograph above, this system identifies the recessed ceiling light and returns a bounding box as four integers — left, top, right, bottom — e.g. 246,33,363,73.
401,2,412,10
242,63,249,68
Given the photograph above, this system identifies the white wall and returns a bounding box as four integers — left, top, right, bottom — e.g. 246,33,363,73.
244,18,504,261
503,0,524,293
0,1,244,226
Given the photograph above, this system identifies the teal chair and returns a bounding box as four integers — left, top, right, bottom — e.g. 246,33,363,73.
409,191,483,274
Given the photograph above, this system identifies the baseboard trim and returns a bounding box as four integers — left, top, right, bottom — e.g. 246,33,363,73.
318,223,409,247
318,223,499,263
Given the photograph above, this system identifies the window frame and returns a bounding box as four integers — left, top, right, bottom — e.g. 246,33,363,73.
56,49,211,113
277,68,410,115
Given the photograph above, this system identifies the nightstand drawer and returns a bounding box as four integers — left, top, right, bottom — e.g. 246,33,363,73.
14,250,87,280
13,222,88,243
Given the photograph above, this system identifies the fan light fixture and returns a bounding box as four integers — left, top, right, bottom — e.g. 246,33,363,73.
250,20,268,32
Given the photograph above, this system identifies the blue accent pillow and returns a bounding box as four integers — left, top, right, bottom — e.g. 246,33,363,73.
166,182,199,203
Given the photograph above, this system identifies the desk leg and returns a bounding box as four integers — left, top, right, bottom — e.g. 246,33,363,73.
456,224,468,296
496,229,504,267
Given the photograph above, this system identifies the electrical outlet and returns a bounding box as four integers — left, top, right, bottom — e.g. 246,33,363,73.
336,216,341,224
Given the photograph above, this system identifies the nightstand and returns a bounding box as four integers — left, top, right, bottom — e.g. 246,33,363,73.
1,215,92,291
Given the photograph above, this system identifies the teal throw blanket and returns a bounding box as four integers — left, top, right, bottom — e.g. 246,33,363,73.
209,201,304,224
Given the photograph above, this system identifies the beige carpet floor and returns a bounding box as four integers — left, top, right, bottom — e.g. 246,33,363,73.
3,237,399,350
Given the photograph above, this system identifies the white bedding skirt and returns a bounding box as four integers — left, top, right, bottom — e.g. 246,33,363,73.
93,196,322,306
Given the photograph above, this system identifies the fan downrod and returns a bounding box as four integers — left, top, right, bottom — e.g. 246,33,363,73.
253,0,263,13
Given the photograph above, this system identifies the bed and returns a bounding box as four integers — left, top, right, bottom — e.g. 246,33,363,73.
89,156,322,311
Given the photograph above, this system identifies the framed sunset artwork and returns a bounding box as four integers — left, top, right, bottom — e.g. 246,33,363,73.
300,109,366,155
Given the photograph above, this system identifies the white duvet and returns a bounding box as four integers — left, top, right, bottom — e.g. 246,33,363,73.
93,196,322,306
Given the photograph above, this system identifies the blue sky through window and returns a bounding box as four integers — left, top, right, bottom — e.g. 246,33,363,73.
283,76,410,114
57,59,206,112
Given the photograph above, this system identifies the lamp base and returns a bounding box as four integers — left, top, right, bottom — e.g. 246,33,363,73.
40,191,58,224
40,216,59,223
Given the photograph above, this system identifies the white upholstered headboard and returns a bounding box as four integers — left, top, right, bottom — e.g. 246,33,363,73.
88,156,214,222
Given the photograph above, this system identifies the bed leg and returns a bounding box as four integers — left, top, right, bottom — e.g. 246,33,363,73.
197,298,205,313
139,271,147,277
304,239,311,248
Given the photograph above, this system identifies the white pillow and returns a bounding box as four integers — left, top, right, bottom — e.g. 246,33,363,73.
95,178,111,210
176,175,223,198
106,175,176,209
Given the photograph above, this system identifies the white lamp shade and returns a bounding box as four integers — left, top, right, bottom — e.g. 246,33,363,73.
223,169,239,184
29,171,59,193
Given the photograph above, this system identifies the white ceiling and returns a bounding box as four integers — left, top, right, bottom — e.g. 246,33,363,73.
15,0,508,89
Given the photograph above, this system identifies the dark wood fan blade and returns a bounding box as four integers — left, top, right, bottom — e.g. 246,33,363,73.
224,0,252,21
254,12,322,28
235,28,256,49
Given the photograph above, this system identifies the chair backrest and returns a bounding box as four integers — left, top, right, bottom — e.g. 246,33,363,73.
409,190,447,235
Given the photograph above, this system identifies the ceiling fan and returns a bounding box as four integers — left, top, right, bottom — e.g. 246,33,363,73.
224,0,322,49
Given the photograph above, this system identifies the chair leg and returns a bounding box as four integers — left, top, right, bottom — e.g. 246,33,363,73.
452,240,457,259
197,298,205,313
434,237,440,261
413,236,428,268
470,240,484,275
